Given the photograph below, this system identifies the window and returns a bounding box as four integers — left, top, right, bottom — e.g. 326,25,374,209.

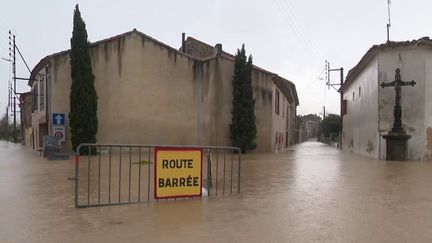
359,86,361,98
342,99,347,116
352,91,355,101
39,75,45,111
275,90,280,115
32,86,37,112
286,107,290,127
282,98,285,118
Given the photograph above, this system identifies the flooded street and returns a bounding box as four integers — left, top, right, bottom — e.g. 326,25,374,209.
1,140,432,242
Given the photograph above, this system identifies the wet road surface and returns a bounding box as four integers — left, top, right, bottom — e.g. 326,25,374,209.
1,140,432,242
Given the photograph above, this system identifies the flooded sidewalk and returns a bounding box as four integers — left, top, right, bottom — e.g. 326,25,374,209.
1,141,432,242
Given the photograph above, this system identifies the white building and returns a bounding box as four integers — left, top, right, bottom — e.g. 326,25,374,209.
341,37,432,160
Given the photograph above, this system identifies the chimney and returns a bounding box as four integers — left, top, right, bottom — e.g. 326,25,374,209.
215,43,222,55
181,32,186,53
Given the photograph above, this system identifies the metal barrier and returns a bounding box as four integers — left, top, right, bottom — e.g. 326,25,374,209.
70,144,241,208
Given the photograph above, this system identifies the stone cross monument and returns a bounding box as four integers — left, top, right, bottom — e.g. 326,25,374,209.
380,68,416,160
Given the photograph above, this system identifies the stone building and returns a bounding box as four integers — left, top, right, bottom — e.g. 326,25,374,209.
301,114,321,139
341,37,432,160
18,92,33,147
27,29,299,153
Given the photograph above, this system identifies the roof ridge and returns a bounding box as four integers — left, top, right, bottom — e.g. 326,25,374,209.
343,36,432,91
185,36,216,49
29,29,206,84
29,29,299,101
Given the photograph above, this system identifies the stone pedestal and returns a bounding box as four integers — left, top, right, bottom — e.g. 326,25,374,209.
382,133,411,161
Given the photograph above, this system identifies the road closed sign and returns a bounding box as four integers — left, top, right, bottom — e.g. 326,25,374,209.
154,148,202,199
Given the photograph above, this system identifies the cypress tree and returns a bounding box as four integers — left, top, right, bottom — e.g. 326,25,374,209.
230,44,257,153
69,4,98,153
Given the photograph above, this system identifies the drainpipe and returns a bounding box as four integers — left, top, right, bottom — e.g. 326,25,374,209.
340,68,344,149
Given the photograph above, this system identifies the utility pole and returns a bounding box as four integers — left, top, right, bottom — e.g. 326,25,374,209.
6,30,36,144
326,61,344,149
326,62,344,104
5,87,9,125
9,31,17,142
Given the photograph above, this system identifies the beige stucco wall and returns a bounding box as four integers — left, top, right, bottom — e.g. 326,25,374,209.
49,33,201,149
32,31,294,152
198,56,274,152
199,57,232,148
251,69,273,152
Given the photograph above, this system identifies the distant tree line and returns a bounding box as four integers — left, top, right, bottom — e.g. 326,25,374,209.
319,114,341,142
0,113,17,140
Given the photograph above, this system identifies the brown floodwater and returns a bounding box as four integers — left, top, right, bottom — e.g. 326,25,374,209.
1,140,432,242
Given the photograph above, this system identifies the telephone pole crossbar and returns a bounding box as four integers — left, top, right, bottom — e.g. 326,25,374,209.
325,60,344,149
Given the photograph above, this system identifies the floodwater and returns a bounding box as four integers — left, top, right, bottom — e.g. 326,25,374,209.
1,141,432,242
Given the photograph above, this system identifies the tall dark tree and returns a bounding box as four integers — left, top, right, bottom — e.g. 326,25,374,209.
69,4,98,153
230,44,257,153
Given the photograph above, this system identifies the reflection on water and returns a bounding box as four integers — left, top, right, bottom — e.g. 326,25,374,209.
1,140,432,242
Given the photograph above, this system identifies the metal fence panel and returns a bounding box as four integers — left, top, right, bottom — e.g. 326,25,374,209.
71,144,241,208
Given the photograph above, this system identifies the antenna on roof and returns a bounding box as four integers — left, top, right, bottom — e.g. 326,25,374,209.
386,0,391,42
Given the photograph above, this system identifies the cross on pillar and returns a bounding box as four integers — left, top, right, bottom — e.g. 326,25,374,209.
380,68,416,133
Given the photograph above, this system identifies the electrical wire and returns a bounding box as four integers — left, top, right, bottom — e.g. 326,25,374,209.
274,0,323,64
282,0,321,59
299,67,325,93
274,0,328,115
15,44,31,73
0,35,9,54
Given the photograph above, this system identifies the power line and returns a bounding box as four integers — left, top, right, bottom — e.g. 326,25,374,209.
0,25,11,55
282,0,321,57
274,0,323,63
0,35,8,52
0,24,9,37
273,0,328,106
0,38,8,51
15,45,31,73
299,67,325,93
274,0,311,51
275,1,312,52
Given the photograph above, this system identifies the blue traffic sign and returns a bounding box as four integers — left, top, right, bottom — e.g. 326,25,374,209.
52,113,65,126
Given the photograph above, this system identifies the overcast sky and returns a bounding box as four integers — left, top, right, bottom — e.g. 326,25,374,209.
1,0,431,121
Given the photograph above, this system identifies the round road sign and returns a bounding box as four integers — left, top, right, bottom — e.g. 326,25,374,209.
54,131,64,140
